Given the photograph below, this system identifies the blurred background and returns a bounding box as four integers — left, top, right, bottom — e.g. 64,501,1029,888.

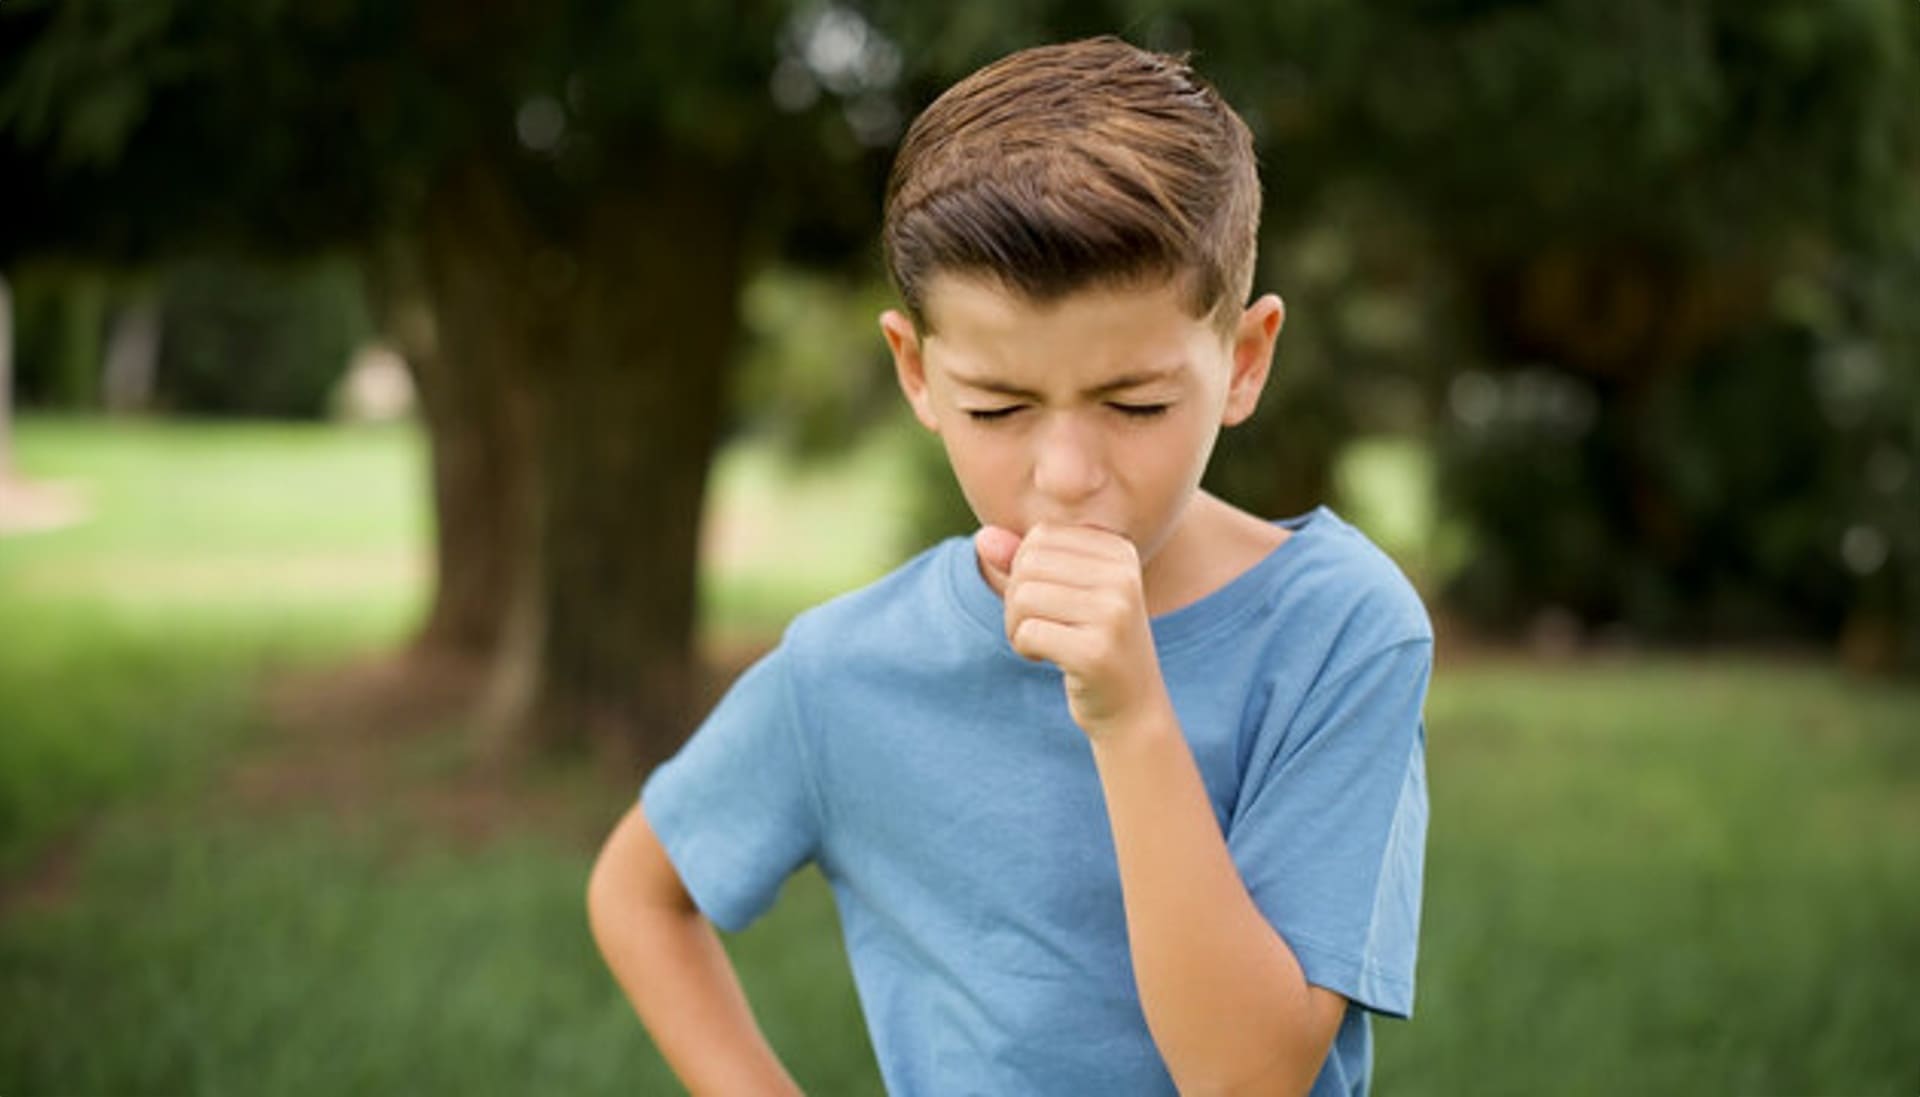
1,1,1916,1093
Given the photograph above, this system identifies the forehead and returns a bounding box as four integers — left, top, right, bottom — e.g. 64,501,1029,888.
920,274,1217,384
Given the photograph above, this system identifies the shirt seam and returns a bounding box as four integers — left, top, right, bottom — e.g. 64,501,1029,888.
1305,635,1434,699
1290,929,1413,991
779,621,835,868
1153,510,1332,654
1152,578,1281,656
1285,926,1416,996
1285,637,1429,1015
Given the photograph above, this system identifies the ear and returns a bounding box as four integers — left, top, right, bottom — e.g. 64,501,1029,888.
880,309,941,433
1221,293,1285,427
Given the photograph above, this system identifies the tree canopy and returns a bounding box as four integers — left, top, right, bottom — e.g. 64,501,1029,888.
5,0,1917,765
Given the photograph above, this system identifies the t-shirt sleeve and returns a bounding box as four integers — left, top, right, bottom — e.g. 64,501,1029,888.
640,640,824,933
1225,637,1431,1019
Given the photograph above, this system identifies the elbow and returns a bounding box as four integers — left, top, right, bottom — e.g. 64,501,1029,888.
1160,1026,1324,1097
1151,968,1346,1095
585,831,699,951
586,807,650,934
585,848,617,943
586,837,643,949
1167,1063,1312,1097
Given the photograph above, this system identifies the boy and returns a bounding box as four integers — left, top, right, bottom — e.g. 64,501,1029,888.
589,36,1431,1097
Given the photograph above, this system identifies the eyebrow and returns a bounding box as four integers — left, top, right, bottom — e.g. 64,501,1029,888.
947,365,1186,401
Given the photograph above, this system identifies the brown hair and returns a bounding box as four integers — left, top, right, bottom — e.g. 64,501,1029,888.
882,36,1261,335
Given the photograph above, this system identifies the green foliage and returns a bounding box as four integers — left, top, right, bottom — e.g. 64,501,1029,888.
1206,187,1454,521
1438,249,1920,663
1194,1,1920,657
0,0,911,262
6,0,1919,654
0,0,394,261
6,267,107,408
0,0,178,172
6,257,369,420
154,257,370,419
731,268,899,454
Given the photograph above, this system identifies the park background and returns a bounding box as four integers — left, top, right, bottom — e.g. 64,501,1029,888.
2,1,1917,1093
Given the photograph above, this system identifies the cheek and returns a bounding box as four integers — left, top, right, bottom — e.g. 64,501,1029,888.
1177,417,1220,483
937,432,1015,509
1124,413,1213,487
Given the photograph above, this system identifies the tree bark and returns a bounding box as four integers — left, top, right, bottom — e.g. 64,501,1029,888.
415,154,750,769
512,163,750,769
418,164,544,745
365,218,524,665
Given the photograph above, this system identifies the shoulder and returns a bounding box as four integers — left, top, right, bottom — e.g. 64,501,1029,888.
781,536,972,665
1263,507,1433,674
771,538,1007,730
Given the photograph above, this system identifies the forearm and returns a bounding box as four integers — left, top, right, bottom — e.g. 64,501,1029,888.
982,522,1341,1090
587,814,801,1096
1090,706,1328,1095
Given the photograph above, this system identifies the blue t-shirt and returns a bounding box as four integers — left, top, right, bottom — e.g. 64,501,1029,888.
643,505,1432,1095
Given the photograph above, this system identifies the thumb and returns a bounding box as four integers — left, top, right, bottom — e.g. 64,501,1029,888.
973,525,1021,597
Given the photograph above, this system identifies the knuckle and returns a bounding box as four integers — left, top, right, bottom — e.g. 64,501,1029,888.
1011,618,1045,658
1006,583,1039,618
1011,541,1044,575
1004,597,1029,631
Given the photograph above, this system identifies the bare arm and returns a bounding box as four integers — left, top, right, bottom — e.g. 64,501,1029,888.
1091,706,1347,1095
586,802,802,1097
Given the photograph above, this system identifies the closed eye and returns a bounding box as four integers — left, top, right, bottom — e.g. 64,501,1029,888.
1111,403,1170,419
965,406,1024,422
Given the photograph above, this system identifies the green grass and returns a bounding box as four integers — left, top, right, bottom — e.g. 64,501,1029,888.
3,416,1918,1094
0,812,877,1095
0,418,425,871
1389,658,1920,1094
0,417,904,867
0,414,885,1093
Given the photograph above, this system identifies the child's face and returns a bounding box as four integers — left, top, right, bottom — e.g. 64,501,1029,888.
881,274,1283,567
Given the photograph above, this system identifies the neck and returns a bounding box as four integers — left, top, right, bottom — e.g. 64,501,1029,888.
1139,493,1289,618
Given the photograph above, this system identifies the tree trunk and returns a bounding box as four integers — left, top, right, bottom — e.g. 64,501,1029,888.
512,165,749,769
364,224,521,664
417,154,750,769
101,293,162,415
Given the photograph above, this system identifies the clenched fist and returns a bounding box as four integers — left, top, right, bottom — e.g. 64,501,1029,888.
975,523,1175,742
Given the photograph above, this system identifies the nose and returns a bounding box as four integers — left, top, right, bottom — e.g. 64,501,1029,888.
1031,414,1108,507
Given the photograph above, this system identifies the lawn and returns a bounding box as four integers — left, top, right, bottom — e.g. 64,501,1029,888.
1,416,1916,1095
